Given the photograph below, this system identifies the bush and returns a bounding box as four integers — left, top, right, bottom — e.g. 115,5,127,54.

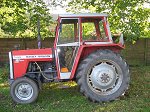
0,65,9,82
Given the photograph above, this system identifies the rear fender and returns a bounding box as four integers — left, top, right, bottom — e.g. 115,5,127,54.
70,44,124,79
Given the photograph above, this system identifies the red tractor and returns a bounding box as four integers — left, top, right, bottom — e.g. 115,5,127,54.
9,13,130,104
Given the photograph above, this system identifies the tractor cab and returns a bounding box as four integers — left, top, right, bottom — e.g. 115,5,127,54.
54,14,122,79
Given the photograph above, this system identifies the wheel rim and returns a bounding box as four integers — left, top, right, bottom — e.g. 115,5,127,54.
15,82,33,101
87,60,123,96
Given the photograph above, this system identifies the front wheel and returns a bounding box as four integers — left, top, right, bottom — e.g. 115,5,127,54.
76,50,130,102
10,77,39,104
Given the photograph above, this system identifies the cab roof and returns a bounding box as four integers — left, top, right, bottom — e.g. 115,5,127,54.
59,13,108,18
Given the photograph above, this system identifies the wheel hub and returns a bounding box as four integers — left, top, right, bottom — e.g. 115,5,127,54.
15,83,33,101
87,61,123,95
90,63,117,90
100,73,110,83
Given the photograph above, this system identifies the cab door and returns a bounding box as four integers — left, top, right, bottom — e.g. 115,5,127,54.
56,18,80,79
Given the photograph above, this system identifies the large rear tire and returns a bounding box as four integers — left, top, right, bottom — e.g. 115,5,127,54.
76,50,130,102
10,77,39,104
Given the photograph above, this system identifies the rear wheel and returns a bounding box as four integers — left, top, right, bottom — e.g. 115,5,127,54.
10,77,39,104
76,50,130,102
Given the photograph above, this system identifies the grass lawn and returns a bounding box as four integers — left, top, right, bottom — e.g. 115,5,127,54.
0,66,150,112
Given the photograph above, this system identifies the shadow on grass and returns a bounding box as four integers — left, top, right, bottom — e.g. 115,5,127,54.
0,66,150,112
0,93,6,100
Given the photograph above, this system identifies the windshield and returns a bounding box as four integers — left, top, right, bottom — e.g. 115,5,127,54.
58,19,79,44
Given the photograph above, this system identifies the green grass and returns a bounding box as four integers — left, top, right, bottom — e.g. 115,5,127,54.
0,66,150,112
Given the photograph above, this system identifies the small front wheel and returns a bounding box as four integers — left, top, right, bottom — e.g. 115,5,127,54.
10,77,39,104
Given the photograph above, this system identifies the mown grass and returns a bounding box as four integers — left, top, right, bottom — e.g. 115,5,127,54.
0,66,150,112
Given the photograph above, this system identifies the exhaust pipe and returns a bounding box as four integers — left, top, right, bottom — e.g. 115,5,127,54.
37,17,42,49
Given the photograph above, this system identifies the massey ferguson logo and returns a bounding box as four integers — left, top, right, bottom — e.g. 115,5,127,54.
13,55,52,59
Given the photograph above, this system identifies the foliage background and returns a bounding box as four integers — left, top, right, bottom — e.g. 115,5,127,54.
67,0,150,41
0,0,53,38
0,0,149,41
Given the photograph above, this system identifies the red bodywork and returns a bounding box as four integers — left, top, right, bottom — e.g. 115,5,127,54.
12,48,53,79
9,13,124,81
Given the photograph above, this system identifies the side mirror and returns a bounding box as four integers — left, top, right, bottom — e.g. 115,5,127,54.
119,33,124,46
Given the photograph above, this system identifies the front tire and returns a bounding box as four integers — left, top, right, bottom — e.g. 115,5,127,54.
76,50,130,102
10,77,39,104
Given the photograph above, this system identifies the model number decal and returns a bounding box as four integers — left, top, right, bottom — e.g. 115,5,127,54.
13,55,52,59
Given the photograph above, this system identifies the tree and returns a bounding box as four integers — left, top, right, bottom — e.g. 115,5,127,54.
27,0,53,38
0,0,29,37
0,0,53,38
67,0,150,41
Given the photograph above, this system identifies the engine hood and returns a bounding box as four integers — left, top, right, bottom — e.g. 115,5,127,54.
12,48,53,61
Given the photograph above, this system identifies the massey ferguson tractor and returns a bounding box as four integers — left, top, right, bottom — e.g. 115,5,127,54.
9,13,130,104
